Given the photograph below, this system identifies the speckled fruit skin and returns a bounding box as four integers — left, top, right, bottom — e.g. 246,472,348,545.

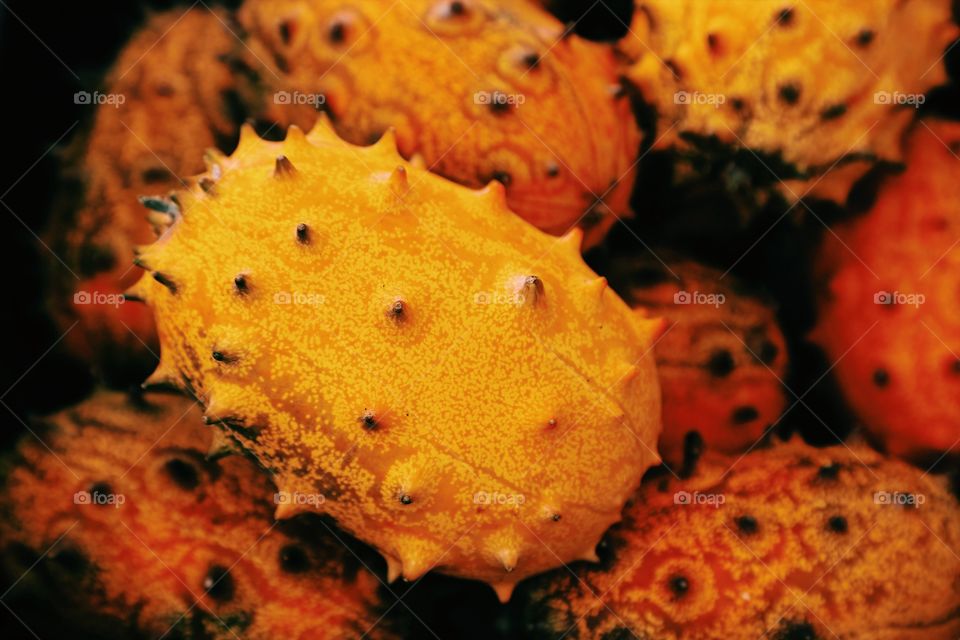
609,255,788,467
129,118,663,601
519,439,960,639
812,120,960,463
238,0,640,245
46,8,243,382
0,391,396,640
619,0,958,204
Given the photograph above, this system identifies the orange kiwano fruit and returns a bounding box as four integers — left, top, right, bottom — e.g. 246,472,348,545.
0,390,399,639
46,8,243,382
619,0,959,203
813,120,960,462
239,0,640,244
609,255,788,467
519,439,960,639
129,119,663,601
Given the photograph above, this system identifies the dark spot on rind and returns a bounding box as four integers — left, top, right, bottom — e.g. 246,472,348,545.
706,33,721,54
360,412,378,430
681,430,704,478
491,171,512,186
735,515,758,534
203,565,235,601
546,162,560,178
827,515,848,534
779,84,801,105
817,463,841,480
522,52,540,69
707,350,736,377
775,7,795,26
732,406,759,424
388,300,406,320
552,513,562,522
88,481,113,506
279,544,310,573
872,368,889,388
296,223,310,244
668,574,689,598
821,104,847,121
274,155,297,177
399,494,414,505
212,350,237,364
234,274,249,294
329,21,345,43
164,458,200,490
856,29,875,46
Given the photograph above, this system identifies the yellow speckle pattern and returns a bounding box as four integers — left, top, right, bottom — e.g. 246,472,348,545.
522,439,960,639
132,119,663,598
0,391,395,640
609,255,788,466
813,120,960,461
238,0,640,244
619,0,958,203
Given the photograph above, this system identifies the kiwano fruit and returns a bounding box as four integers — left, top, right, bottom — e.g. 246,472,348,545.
619,0,959,204
238,0,640,244
812,119,960,462
45,8,244,383
0,390,399,640
519,439,960,639
128,118,664,601
608,254,787,467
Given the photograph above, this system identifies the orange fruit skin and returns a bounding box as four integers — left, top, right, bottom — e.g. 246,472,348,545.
0,390,398,640
812,120,960,462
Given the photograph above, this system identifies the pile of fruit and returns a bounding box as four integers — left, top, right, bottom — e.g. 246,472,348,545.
3,0,960,638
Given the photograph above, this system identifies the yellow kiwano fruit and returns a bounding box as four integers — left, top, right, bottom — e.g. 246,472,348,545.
620,0,958,203
238,0,640,245
130,119,663,601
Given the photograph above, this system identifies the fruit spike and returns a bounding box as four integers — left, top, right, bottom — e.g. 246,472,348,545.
134,121,663,599
238,0,640,246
